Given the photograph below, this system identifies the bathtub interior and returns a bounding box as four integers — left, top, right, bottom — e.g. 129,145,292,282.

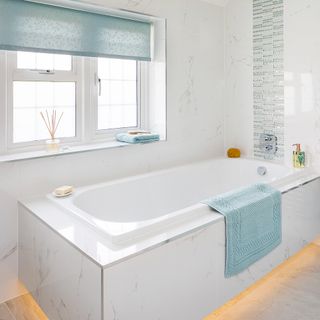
71,158,292,223
44,157,316,245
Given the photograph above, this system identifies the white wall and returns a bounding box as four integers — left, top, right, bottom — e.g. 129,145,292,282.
0,0,225,303
224,0,253,157
283,0,320,168
225,0,320,168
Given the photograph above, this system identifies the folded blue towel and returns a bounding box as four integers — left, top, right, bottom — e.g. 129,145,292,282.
116,133,160,144
202,183,281,277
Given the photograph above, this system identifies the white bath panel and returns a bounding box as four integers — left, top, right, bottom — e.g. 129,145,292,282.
19,207,102,320
18,159,320,320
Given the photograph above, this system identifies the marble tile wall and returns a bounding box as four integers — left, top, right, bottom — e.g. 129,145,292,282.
224,0,253,157
19,207,102,320
283,0,320,169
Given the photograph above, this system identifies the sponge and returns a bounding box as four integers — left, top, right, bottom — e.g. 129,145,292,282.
227,148,241,158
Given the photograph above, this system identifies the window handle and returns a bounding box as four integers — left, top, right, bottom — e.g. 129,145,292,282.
30,69,55,75
98,78,102,96
95,73,102,96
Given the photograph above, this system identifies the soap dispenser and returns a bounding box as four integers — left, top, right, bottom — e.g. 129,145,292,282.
292,144,305,168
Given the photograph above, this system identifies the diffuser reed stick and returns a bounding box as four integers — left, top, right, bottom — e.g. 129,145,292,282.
40,109,64,140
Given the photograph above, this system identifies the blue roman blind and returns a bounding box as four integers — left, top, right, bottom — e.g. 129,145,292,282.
0,0,152,61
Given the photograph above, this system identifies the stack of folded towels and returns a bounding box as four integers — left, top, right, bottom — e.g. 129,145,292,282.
116,131,160,144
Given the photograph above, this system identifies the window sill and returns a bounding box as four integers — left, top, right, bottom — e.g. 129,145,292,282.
0,139,164,163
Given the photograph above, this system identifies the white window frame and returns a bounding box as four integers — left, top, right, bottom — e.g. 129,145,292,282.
6,51,83,152
0,51,7,155
88,59,147,143
0,51,147,155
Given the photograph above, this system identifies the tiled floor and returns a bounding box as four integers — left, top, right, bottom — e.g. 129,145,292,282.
0,294,47,320
1,241,320,320
0,304,13,320
205,240,320,320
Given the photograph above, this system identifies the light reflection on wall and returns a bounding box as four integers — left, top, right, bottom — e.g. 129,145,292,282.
284,72,295,116
284,71,315,116
301,73,314,113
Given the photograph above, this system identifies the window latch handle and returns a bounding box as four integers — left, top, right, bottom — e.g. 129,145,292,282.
98,78,102,96
35,69,55,75
31,69,54,74
95,74,102,96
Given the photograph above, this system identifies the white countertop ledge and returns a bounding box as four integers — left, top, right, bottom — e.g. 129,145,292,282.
0,139,164,162
19,199,222,268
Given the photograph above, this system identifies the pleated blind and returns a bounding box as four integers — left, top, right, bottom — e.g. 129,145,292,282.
0,0,152,61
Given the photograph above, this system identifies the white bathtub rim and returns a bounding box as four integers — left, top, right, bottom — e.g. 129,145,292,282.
58,157,294,198
19,199,223,268
19,159,320,267
45,161,318,246
45,196,213,245
19,170,319,269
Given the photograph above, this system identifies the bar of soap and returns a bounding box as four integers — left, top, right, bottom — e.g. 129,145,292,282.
54,185,74,197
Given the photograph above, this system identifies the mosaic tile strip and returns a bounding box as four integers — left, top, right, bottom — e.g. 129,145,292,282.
253,0,284,160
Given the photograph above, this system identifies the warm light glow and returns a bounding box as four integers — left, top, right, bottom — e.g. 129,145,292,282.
5,283,48,319
205,238,320,320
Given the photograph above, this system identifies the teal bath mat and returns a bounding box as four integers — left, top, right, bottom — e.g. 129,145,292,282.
203,183,282,277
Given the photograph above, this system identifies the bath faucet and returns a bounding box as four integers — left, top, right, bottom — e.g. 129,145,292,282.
259,134,278,155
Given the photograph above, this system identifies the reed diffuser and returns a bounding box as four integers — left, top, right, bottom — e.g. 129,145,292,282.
40,109,64,152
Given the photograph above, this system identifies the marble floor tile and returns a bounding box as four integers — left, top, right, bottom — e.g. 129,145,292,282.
5,294,47,320
205,242,320,320
0,304,14,320
312,236,320,247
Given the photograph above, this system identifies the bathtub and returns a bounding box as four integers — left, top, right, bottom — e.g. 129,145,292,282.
47,157,317,245
19,157,320,320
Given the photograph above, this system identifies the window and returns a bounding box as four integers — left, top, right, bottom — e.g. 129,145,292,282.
0,50,144,153
11,52,77,145
17,52,72,71
0,1,167,159
97,58,138,130
13,81,76,143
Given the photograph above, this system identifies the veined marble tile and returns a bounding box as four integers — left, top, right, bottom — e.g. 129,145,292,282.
19,207,102,320
0,304,14,320
283,0,320,169
224,0,253,157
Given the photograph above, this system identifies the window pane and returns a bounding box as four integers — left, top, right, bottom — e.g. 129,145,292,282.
17,52,72,71
54,54,73,71
13,81,76,143
97,58,138,130
98,105,137,129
